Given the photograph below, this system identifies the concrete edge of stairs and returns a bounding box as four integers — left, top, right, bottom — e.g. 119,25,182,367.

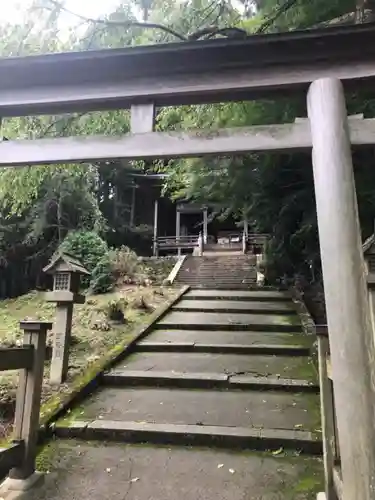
54,420,322,455
184,290,292,301
101,370,319,393
171,305,296,315
155,322,302,333
134,341,310,356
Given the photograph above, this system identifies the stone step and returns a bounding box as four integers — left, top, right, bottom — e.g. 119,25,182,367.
176,278,256,290
55,419,321,455
177,270,256,273
157,311,302,332
179,270,255,274
175,286,260,291
175,287,259,291
177,274,256,278
28,441,324,500
177,278,256,282
190,257,253,260
135,341,309,356
115,352,316,381
180,264,254,268
179,271,256,283
140,329,312,347
184,289,291,301
185,268,255,271
175,283,257,288
103,369,319,392
172,299,296,315
55,387,321,453
179,264,256,267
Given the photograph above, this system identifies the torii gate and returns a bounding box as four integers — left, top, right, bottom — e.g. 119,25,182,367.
1,22,375,500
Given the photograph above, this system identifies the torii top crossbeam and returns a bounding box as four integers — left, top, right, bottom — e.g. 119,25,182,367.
0,23,375,116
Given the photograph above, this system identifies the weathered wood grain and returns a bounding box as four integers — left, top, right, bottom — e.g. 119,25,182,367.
1,119,375,167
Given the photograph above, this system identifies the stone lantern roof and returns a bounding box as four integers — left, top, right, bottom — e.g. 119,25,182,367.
43,252,90,276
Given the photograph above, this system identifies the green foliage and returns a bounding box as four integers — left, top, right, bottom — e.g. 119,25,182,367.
59,231,108,276
108,246,141,282
103,297,129,322
90,254,115,294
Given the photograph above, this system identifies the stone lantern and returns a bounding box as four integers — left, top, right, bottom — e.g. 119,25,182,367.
43,253,90,384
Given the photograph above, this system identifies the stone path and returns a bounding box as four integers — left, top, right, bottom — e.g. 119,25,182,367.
33,288,323,499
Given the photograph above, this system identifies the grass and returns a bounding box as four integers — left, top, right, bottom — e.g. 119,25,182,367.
0,285,176,434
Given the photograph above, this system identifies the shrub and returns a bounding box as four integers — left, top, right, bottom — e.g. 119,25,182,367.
108,246,141,283
59,230,108,274
90,254,114,294
104,297,128,323
131,295,154,312
139,257,176,285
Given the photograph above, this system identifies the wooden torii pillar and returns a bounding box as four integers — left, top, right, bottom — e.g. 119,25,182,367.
308,77,375,500
176,208,181,256
202,206,208,244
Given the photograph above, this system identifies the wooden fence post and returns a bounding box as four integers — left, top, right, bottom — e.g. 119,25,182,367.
316,326,337,500
9,321,52,482
308,77,375,499
50,302,73,385
153,199,159,257
198,232,203,256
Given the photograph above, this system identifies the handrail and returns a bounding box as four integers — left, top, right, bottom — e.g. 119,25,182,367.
153,235,200,256
0,321,52,483
155,235,199,242
316,324,341,500
0,347,34,371
245,233,270,242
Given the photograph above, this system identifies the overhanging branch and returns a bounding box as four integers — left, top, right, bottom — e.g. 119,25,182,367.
47,0,187,41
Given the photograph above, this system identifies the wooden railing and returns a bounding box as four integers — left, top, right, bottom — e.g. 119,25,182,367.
0,321,52,482
217,231,242,244
244,233,269,253
153,235,199,256
316,324,343,500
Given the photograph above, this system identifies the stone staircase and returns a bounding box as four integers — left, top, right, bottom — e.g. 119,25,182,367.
175,254,257,289
35,287,323,500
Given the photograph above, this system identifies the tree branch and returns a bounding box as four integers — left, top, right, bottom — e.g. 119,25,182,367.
39,113,87,138
47,0,187,41
256,0,299,33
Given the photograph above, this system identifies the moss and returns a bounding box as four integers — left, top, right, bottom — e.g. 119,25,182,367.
39,334,135,426
304,391,322,434
279,314,303,327
291,358,318,383
36,441,61,473
293,474,322,494
268,453,323,499
57,402,90,426
288,460,323,498
276,334,313,347
36,440,83,473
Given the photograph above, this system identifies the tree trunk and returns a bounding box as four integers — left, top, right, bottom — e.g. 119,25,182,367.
57,196,63,244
